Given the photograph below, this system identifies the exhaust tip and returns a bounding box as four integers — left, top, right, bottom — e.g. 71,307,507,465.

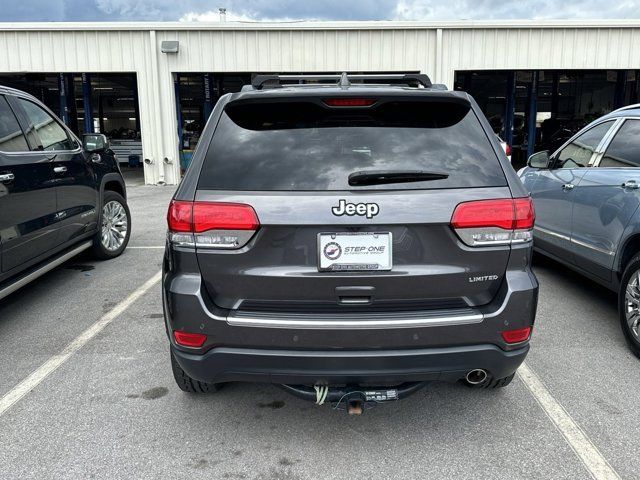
466,369,488,385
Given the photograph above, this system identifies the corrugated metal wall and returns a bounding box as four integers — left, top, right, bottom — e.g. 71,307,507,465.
0,22,638,184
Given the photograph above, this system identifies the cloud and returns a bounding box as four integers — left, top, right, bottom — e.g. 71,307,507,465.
393,0,640,20
2,0,640,22
180,0,397,22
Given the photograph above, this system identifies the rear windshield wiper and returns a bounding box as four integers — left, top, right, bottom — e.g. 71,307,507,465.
348,170,449,187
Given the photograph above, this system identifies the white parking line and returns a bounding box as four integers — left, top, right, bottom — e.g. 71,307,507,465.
127,246,165,249
0,270,162,417
518,362,621,480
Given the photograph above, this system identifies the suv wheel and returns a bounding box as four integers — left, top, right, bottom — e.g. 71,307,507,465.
619,255,640,358
93,191,131,259
464,373,515,389
171,350,222,393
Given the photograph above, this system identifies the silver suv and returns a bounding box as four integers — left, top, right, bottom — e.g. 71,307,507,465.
520,104,640,358
162,73,538,407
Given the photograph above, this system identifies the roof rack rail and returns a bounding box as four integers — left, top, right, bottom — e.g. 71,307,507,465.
612,103,640,113
251,72,433,90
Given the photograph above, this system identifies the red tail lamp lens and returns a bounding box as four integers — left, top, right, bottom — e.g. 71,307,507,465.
167,200,193,232
192,202,259,233
501,327,532,344
513,198,535,229
173,330,207,348
167,201,259,233
451,199,516,230
451,197,535,230
323,98,377,107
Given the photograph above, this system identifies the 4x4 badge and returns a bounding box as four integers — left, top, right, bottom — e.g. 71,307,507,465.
331,199,379,219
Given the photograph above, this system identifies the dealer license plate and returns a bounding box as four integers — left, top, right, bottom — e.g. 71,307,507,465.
318,232,392,271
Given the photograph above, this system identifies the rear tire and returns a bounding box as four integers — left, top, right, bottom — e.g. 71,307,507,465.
171,350,222,393
465,373,515,389
618,255,640,359
92,190,131,260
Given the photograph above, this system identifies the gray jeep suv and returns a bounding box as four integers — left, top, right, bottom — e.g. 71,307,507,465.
163,73,538,405
520,104,640,358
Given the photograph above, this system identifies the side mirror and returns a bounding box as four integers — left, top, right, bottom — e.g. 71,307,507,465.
83,133,109,153
527,150,551,169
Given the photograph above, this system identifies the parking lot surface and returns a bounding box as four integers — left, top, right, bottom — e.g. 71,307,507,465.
0,185,638,480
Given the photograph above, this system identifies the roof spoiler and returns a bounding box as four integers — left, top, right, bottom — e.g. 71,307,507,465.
250,72,434,90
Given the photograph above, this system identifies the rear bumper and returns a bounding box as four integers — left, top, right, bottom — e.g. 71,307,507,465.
163,243,537,386
172,343,529,385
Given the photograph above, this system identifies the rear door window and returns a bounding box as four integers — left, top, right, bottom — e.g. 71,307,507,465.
599,119,640,168
198,99,506,191
0,96,29,152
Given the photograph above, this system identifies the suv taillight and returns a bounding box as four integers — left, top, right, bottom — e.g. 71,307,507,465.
167,200,259,249
451,198,534,247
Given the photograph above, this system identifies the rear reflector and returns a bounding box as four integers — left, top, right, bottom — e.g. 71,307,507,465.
501,327,532,344
323,98,377,107
167,200,259,249
451,197,535,247
173,330,207,348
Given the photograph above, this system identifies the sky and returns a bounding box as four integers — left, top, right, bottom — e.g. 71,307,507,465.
2,0,640,22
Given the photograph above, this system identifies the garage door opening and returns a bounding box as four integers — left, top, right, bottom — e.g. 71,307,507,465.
0,72,143,185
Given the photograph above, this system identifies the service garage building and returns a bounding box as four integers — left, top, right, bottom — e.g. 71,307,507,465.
0,20,638,184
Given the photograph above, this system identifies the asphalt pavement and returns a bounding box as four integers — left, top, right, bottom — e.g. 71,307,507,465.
0,184,638,480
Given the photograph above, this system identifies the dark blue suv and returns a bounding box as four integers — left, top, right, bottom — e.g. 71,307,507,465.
519,104,640,357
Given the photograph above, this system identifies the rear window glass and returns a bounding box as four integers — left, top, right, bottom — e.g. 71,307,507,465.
198,100,506,191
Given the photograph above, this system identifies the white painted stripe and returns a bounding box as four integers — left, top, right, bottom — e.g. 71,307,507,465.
0,270,162,417
127,246,165,249
518,362,621,480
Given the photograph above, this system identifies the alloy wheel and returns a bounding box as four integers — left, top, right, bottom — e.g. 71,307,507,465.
101,200,128,251
624,269,640,339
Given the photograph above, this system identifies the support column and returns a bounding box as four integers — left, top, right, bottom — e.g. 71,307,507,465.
65,74,79,134
527,71,539,159
58,73,70,125
614,70,627,110
504,71,516,146
81,73,93,134
551,72,559,118
203,73,214,122
174,73,183,151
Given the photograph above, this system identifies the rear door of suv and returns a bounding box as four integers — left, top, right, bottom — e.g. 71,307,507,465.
191,93,519,316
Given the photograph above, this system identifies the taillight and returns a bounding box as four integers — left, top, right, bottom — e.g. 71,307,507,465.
323,98,377,107
504,143,512,156
173,330,207,348
451,197,534,247
167,200,259,249
501,326,532,344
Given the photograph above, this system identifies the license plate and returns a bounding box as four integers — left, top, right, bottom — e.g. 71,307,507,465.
318,232,392,271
